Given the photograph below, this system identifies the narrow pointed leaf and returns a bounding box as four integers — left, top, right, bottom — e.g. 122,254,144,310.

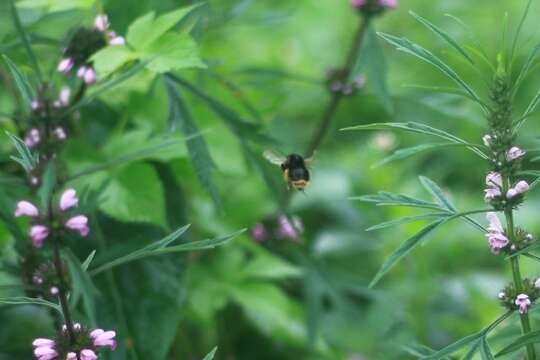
422,332,483,360
202,347,218,360
495,330,540,357
64,249,98,327
479,338,495,360
409,11,474,65
374,143,467,167
366,213,448,231
354,191,444,211
369,219,445,287
0,296,61,313
419,176,456,211
2,54,35,105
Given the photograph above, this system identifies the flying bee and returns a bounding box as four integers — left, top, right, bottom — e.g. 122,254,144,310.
264,150,314,191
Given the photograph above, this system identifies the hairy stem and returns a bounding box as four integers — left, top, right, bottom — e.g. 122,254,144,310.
306,16,370,155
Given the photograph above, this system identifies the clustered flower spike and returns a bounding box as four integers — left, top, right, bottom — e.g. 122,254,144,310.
14,189,89,248
32,324,116,360
57,14,125,85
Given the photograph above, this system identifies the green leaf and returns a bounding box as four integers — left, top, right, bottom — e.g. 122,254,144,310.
143,33,204,73
480,337,495,360
2,54,35,105
353,191,444,211
369,219,445,287
0,296,61,313
90,227,243,276
422,332,483,360
377,32,486,112
409,11,474,65
419,176,456,211
98,163,167,227
494,330,540,357
341,122,487,159
127,5,199,50
165,76,220,208
81,250,96,271
202,347,218,360
366,213,447,231
167,75,272,144
91,45,137,77
64,249,98,327
374,143,466,167
37,160,56,209
6,131,39,172
8,0,42,81
513,41,540,94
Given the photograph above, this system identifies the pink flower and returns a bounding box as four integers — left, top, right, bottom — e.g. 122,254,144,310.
15,200,39,217
95,14,109,32
354,76,366,89
32,338,57,360
507,146,526,161
30,225,49,248
507,180,529,199
54,127,67,141
31,100,41,111
250,223,267,242
482,134,492,146
350,0,367,8
109,36,125,46
77,66,97,85
80,349,98,360
276,215,304,241
65,215,89,236
486,212,509,254
58,57,74,75
484,187,501,203
91,328,117,349
378,0,397,8
59,87,71,106
515,294,531,314
60,189,79,211
485,172,502,187
25,128,41,148
66,353,77,360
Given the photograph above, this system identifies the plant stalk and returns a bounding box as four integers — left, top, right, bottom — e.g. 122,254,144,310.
504,207,536,360
306,15,370,156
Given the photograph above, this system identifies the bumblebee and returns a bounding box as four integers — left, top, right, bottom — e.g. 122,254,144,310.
264,150,313,191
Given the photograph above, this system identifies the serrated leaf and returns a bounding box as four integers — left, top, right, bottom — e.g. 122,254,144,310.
90,228,243,276
341,122,487,159
2,54,35,105
369,219,445,287
353,191,444,211
419,176,456,211
409,11,474,65
165,76,220,207
202,347,217,360
143,33,204,73
99,163,166,227
91,45,137,77
0,296,61,313
377,32,486,112
127,5,199,50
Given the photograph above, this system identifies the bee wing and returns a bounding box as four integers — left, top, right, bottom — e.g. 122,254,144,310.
304,151,316,166
263,150,286,166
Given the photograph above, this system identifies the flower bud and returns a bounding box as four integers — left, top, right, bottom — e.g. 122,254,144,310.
515,293,531,314
57,57,74,75
15,200,39,217
506,146,526,161
482,134,492,146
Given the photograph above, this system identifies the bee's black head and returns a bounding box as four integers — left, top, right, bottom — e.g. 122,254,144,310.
286,153,305,167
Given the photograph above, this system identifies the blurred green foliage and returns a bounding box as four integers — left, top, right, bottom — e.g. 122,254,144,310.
2,0,540,359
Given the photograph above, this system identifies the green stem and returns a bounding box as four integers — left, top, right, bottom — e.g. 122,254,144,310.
505,207,536,360
305,16,370,156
